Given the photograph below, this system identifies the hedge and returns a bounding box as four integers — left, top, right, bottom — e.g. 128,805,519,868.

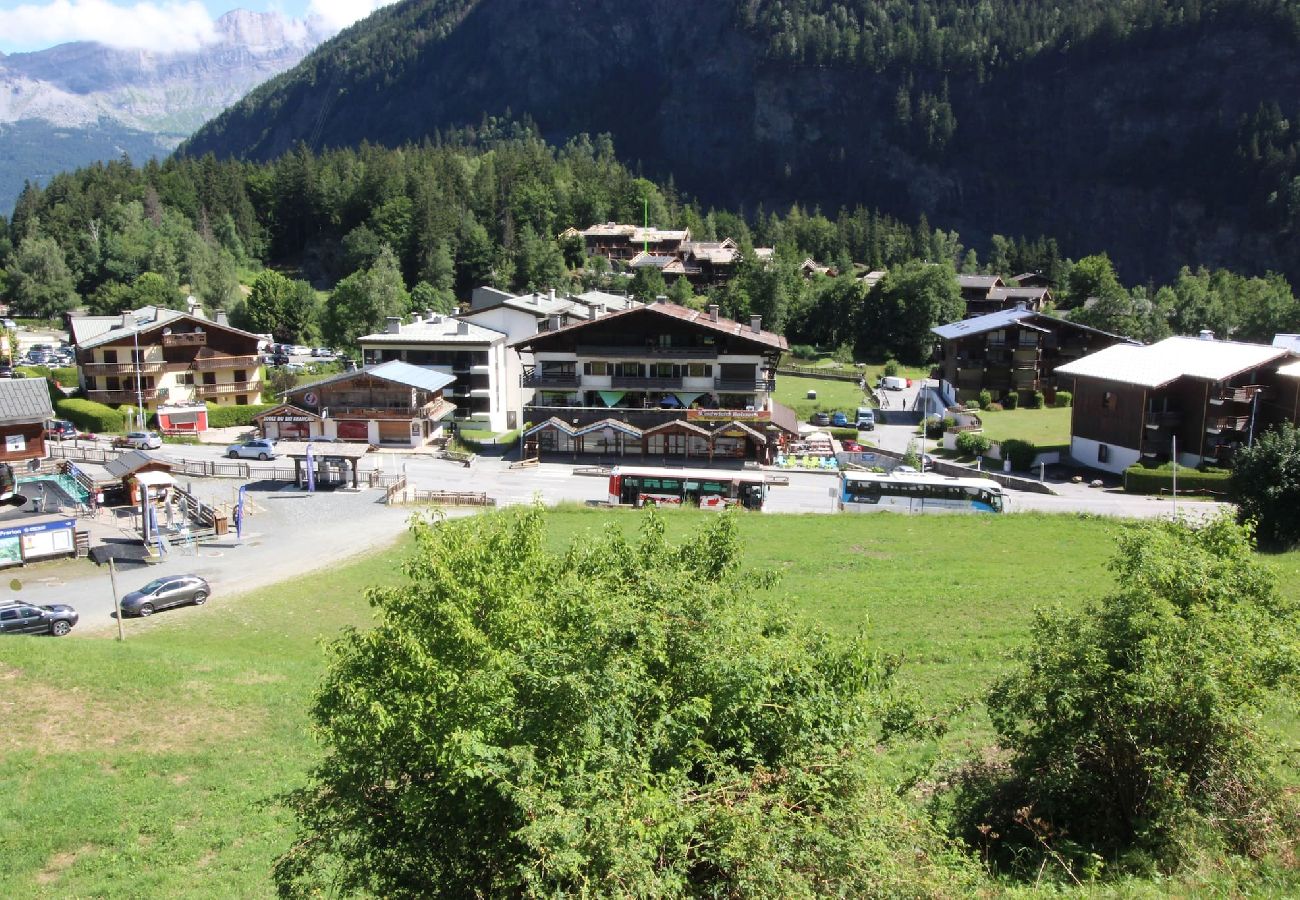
999,438,1037,471
1123,464,1232,495
205,402,278,428
828,426,860,441
54,398,128,433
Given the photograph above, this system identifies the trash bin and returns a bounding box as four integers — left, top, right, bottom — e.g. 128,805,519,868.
806,390,817,400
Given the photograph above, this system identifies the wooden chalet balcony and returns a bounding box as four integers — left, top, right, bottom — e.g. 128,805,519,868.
193,354,259,372
87,387,158,403
576,344,718,359
1209,384,1271,404
522,372,579,388
1144,411,1183,430
326,402,439,419
1205,414,1250,434
1011,370,1040,390
81,360,165,376
162,331,207,347
194,381,258,397
715,378,776,392
611,375,683,389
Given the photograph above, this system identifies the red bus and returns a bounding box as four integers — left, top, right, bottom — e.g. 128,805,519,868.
607,466,768,510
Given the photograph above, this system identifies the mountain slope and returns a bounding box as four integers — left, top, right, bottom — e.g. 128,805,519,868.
0,9,325,213
183,0,1300,284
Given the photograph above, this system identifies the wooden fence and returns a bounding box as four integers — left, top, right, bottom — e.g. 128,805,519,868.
408,490,495,507
383,474,408,504
775,366,863,383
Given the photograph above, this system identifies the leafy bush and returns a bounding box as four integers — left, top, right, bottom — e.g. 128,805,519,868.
54,398,127,433
828,426,859,441
985,402,1004,412
955,431,992,456
789,344,817,360
882,358,901,377
1232,423,1300,549
1124,463,1231,496
999,438,1036,471
273,508,979,897
1053,390,1073,408
977,389,992,410
1026,390,1045,409
960,515,1300,876
923,414,947,439
205,402,277,428
832,342,854,363
1002,390,1019,409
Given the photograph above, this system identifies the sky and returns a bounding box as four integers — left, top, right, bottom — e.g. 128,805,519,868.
0,0,398,54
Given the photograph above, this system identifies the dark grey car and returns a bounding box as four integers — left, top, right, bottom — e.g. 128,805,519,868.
0,601,79,636
120,575,211,617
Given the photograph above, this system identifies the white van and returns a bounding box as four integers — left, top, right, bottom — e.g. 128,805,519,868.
855,407,876,430
880,375,908,391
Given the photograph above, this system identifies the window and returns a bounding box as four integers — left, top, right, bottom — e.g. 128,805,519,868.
175,373,194,385
237,395,248,405
0,609,17,620
234,370,247,382
584,362,609,376
1098,443,1110,463
103,350,117,363
1102,391,1115,410
688,363,712,378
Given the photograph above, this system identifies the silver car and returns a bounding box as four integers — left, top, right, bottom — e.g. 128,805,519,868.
226,439,277,460
120,575,211,617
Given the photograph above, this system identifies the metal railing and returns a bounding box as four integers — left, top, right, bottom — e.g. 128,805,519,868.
611,375,683,389
521,373,580,388
714,378,775,392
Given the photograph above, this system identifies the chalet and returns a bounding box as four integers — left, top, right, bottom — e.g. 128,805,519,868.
932,308,1134,405
1055,335,1297,473
0,377,54,467
956,274,1054,317
564,223,774,287
957,275,1004,307
70,306,264,412
565,223,692,262
357,314,513,431
279,361,455,447
511,299,793,458
1011,272,1054,289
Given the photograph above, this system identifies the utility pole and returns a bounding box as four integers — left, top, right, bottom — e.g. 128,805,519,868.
109,557,124,641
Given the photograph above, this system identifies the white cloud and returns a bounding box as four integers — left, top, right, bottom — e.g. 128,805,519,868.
306,0,397,36
0,0,218,53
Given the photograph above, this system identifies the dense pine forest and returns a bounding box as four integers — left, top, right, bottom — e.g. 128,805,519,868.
2,123,1297,361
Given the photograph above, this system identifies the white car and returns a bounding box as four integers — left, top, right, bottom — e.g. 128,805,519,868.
226,439,277,460
115,431,162,450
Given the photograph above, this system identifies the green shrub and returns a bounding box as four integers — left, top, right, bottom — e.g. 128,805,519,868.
999,438,1037,471
985,402,1004,412
977,389,992,410
955,431,992,456
789,344,817,360
832,343,854,364
1124,463,1232,495
923,414,947,439
1053,390,1073,408
1026,390,1045,409
205,402,278,428
882,358,901,377
1002,391,1019,410
54,398,127,433
828,426,859,442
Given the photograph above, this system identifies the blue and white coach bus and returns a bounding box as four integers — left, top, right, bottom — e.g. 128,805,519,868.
839,469,1007,514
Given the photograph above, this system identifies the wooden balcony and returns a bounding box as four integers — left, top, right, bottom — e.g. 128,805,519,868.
576,344,718,359
194,381,258,397
162,331,207,347
1144,411,1183,430
1210,385,1271,405
81,360,165,376
193,354,259,372
1205,415,1250,434
87,387,158,403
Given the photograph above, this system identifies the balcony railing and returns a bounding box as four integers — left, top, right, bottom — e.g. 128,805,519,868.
576,344,719,359
715,378,776,392
194,381,257,396
1210,385,1271,404
81,360,166,376
325,404,436,419
193,354,259,372
87,387,158,403
611,375,683,389
162,331,207,347
1205,415,1250,434
522,373,580,388
1144,411,1183,429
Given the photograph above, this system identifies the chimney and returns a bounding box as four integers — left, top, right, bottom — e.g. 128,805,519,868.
528,293,539,305
589,304,601,320
120,313,131,329
386,317,402,334
430,314,442,325
456,320,470,336
708,304,719,322
1199,329,1215,341
547,314,562,332
425,309,437,322
548,288,556,302
410,312,422,324
750,315,762,334
216,310,229,326
655,294,668,305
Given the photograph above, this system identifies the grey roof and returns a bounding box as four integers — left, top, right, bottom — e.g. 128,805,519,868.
957,275,1003,290
105,449,171,478
286,360,456,396
1056,336,1291,389
931,307,1131,342
0,377,54,424
71,306,262,351
356,316,505,345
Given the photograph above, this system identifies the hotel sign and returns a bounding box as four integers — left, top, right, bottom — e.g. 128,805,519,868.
687,409,771,422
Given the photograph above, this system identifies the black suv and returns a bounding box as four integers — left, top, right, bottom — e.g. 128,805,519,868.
0,601,79,636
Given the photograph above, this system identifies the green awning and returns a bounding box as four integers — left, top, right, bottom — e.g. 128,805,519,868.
598,390,626,407
675,391,705,407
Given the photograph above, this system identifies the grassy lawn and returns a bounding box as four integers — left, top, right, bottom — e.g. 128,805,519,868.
773,374,868,422
976,405,1071,450
2,509,1297,896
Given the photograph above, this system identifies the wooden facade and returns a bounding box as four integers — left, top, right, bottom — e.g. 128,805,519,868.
0,423,45,466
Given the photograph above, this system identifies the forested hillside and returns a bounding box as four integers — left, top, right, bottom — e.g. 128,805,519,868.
4,124,1296,363
181,0,1300,286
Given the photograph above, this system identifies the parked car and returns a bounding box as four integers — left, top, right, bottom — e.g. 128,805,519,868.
120,575,211,617
810,412,831,427
0,365,14,378
290,345,312,356
830,411,849,428
227,438,277,460
271,353,291,366
44,419,77,440
114,431,162,450
1,318,16,330
855,407,876,431
0,600,79,636
310,347,333,358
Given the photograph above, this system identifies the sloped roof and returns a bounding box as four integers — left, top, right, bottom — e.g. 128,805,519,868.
0,377,54,423
957,275,1004,291
286,361,456,396
931,307,1131,342
510,299,788,352
72,306,261,351
1056,336,1291,388
357,316,504,345
1276,359,1300,379
105,449,172,478
987,286,1050,302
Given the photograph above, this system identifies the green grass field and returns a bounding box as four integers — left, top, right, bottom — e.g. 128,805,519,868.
976,406,1072,450
773,374,869,422
2,509,1296,896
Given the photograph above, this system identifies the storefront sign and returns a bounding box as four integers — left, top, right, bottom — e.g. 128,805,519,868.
264,415,315,423
687,409,771,422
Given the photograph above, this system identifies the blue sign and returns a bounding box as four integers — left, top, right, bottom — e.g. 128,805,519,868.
0,518,74,540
